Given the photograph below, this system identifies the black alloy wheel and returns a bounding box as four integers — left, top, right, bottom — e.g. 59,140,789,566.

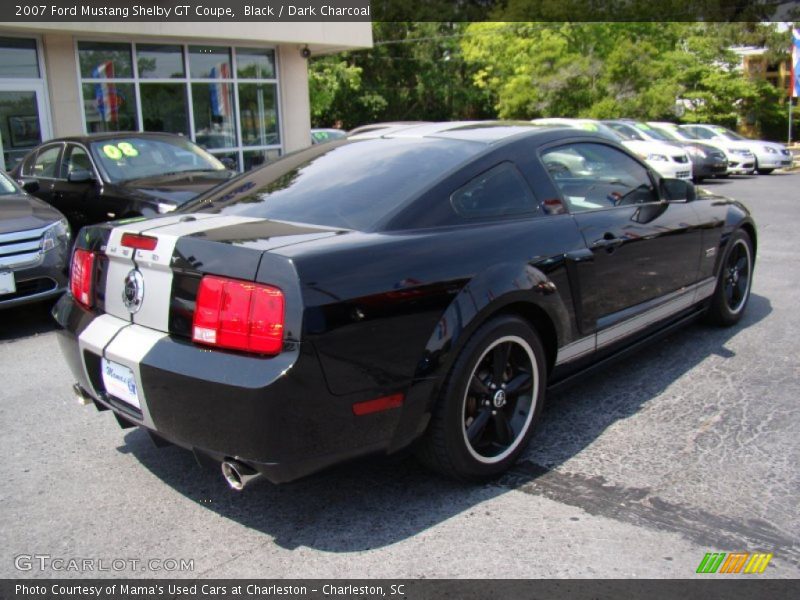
462,336,537,463
707,229,753,326
417,315,546,480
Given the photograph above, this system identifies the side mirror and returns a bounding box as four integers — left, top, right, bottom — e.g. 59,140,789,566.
67,168,94,183
18,178,40,194
660,178,696,202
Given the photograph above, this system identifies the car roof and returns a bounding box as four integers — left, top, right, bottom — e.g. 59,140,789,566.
45,131,189,144
348,120,571,145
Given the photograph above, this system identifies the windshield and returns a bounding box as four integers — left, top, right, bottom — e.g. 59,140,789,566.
633,123,672,142
603,122,643,141
648,126,683,142
0,171,20,195
183,137,483,231
711,126,746,141
91,136,226,183
680,127,714,140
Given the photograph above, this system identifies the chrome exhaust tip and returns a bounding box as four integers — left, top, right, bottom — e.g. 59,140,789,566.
221,460,262,491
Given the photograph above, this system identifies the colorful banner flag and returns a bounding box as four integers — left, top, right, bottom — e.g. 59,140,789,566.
93,60,119,123
792,27,800,98
209,62,232,119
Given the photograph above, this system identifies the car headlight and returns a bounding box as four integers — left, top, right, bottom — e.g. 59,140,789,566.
763,146,777,154
687,146,707,158
646,153,668,161
41,218,70,252
157,202,177,214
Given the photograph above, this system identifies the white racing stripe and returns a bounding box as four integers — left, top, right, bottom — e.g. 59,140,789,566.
103,214,261,333
75,213,264,428
103,325,168,429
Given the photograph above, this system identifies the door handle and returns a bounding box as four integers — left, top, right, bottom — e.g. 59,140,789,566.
591,234,624,250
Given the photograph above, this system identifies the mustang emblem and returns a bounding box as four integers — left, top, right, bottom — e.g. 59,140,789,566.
123,269,145,314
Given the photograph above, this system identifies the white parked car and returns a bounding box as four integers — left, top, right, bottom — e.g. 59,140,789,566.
532,118,692,180
648,122,755,176
679,124,791,175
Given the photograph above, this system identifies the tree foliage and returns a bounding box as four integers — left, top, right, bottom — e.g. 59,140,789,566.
309,22,793,139
308,22,493,129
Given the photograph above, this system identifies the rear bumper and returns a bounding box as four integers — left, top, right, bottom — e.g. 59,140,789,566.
53,295,415,483
0,249,68,310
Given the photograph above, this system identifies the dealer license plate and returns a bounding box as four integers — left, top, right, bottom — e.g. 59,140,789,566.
0,271,15,296
101,358,140,409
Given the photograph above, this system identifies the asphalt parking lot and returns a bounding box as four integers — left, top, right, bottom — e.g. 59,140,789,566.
1,172,798,579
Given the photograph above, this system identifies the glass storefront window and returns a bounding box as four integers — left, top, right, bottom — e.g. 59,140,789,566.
82,82,137,132
0,90,43,169
78,42,133,78
76,42,281,170
236,48,275,79
137,44,185,79
140,83,189,135
189,46,232,79
0,37,40,78
238,83,279,146
243,148,280,171
192,82,236,149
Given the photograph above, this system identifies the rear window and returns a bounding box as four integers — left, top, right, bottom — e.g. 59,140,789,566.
184,137,482,231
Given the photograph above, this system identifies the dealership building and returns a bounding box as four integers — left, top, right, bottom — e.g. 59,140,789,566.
0,21,372,171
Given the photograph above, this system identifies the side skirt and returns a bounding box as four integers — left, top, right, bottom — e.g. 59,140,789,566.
547,306,706,393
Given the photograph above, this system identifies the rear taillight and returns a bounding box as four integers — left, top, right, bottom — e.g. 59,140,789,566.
192,275,285,355
70,249,96,309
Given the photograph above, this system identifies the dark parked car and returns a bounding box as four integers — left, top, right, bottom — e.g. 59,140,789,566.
54,122,756,490
0,169,70,309
11,132,234,232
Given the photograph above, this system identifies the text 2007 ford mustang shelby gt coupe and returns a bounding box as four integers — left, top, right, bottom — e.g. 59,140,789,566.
54,122,756,489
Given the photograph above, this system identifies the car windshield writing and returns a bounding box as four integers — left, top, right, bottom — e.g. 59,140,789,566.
91,137,226,183
185,138,481,231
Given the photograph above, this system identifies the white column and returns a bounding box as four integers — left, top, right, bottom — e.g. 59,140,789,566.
276,44,311,153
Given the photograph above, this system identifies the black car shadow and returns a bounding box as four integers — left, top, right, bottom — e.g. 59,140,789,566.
0,299,60,341
121,294,773,553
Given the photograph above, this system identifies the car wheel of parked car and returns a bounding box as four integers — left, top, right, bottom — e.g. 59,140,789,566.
417,315,546,480
706,230,753,326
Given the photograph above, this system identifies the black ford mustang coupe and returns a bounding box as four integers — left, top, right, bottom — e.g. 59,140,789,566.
54,122,756,489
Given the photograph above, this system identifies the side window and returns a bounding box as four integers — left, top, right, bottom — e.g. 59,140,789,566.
61,145,93,178
542,143,658,212
31,145,62,179
451,162,537,220
19,152,37,177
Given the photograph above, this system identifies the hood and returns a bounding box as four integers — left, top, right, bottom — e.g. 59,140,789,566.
622,140,687,157
0,192,65,234
119,170,235,206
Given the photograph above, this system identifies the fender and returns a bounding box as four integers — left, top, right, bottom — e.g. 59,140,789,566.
386,258,576,452
712,199,757,278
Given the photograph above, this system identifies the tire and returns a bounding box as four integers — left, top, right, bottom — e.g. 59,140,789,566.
757,168,774,175
706,229,754,326
416,315,546,481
